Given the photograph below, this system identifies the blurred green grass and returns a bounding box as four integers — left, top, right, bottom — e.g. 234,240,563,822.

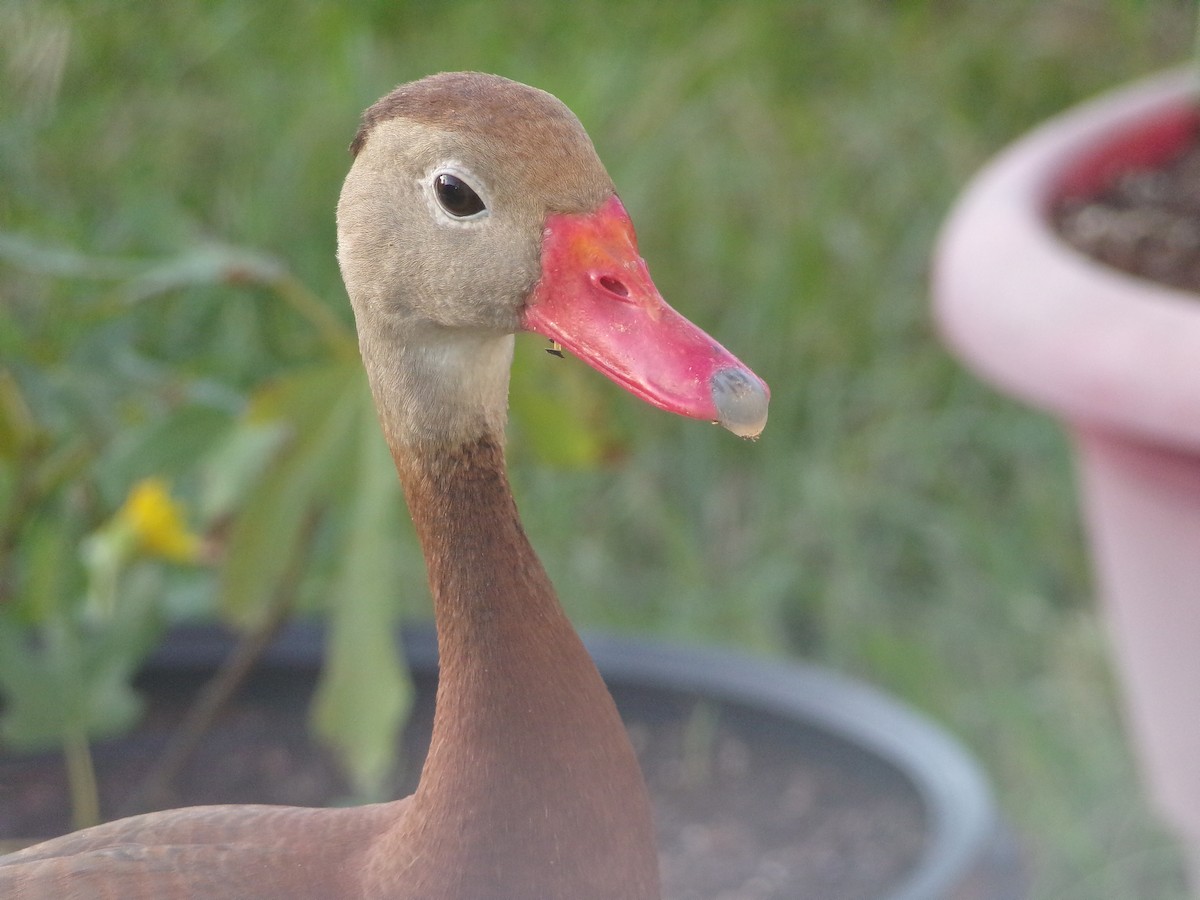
1,0,1196,895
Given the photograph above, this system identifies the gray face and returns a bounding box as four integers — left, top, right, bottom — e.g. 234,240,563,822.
336,73,616,338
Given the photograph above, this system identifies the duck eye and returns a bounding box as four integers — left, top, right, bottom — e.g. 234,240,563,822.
433,173,486,218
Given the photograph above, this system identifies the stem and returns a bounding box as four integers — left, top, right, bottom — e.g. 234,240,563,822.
63,724,101,831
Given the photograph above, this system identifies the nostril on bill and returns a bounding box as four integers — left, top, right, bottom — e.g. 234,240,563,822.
595,274,631,299
710,367,769,439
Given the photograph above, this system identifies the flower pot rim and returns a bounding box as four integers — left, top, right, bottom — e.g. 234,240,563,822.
149,621,1004,900
933,68,1200,451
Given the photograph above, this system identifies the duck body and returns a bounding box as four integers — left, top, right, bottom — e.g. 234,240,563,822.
0,804,384,898
0,72,767,899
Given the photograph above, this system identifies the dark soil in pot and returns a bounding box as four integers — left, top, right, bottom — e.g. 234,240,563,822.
0,626,1019,900
1055,132,1200,293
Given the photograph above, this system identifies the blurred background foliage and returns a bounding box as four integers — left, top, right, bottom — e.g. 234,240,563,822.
0,0,1196,895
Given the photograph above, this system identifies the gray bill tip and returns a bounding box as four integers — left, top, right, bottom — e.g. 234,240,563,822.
710,367,769,439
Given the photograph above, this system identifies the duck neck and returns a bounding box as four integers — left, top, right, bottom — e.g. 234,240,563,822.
382,428,659,899
396,431,576,691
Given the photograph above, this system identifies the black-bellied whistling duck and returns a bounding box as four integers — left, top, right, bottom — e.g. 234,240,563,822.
0,72,769,899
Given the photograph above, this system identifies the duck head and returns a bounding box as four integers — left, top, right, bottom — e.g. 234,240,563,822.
337,72,768,445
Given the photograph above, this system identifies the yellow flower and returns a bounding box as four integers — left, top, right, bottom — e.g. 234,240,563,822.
117,478,201,563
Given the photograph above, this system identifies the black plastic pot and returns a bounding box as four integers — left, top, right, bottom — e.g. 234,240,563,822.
2,623,1023,899
583,632,1021,900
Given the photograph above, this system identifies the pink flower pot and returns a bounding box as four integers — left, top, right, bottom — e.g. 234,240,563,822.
933,69,1200,887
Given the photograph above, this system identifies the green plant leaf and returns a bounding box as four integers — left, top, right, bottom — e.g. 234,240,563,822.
217,362,363,629
117,244,356,359
311,396,411,797
194,417,289,527
0,231,140,281
0,563,162,752
120,244,287,305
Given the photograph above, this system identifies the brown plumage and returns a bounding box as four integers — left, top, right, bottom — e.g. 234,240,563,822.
0,72,767,899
